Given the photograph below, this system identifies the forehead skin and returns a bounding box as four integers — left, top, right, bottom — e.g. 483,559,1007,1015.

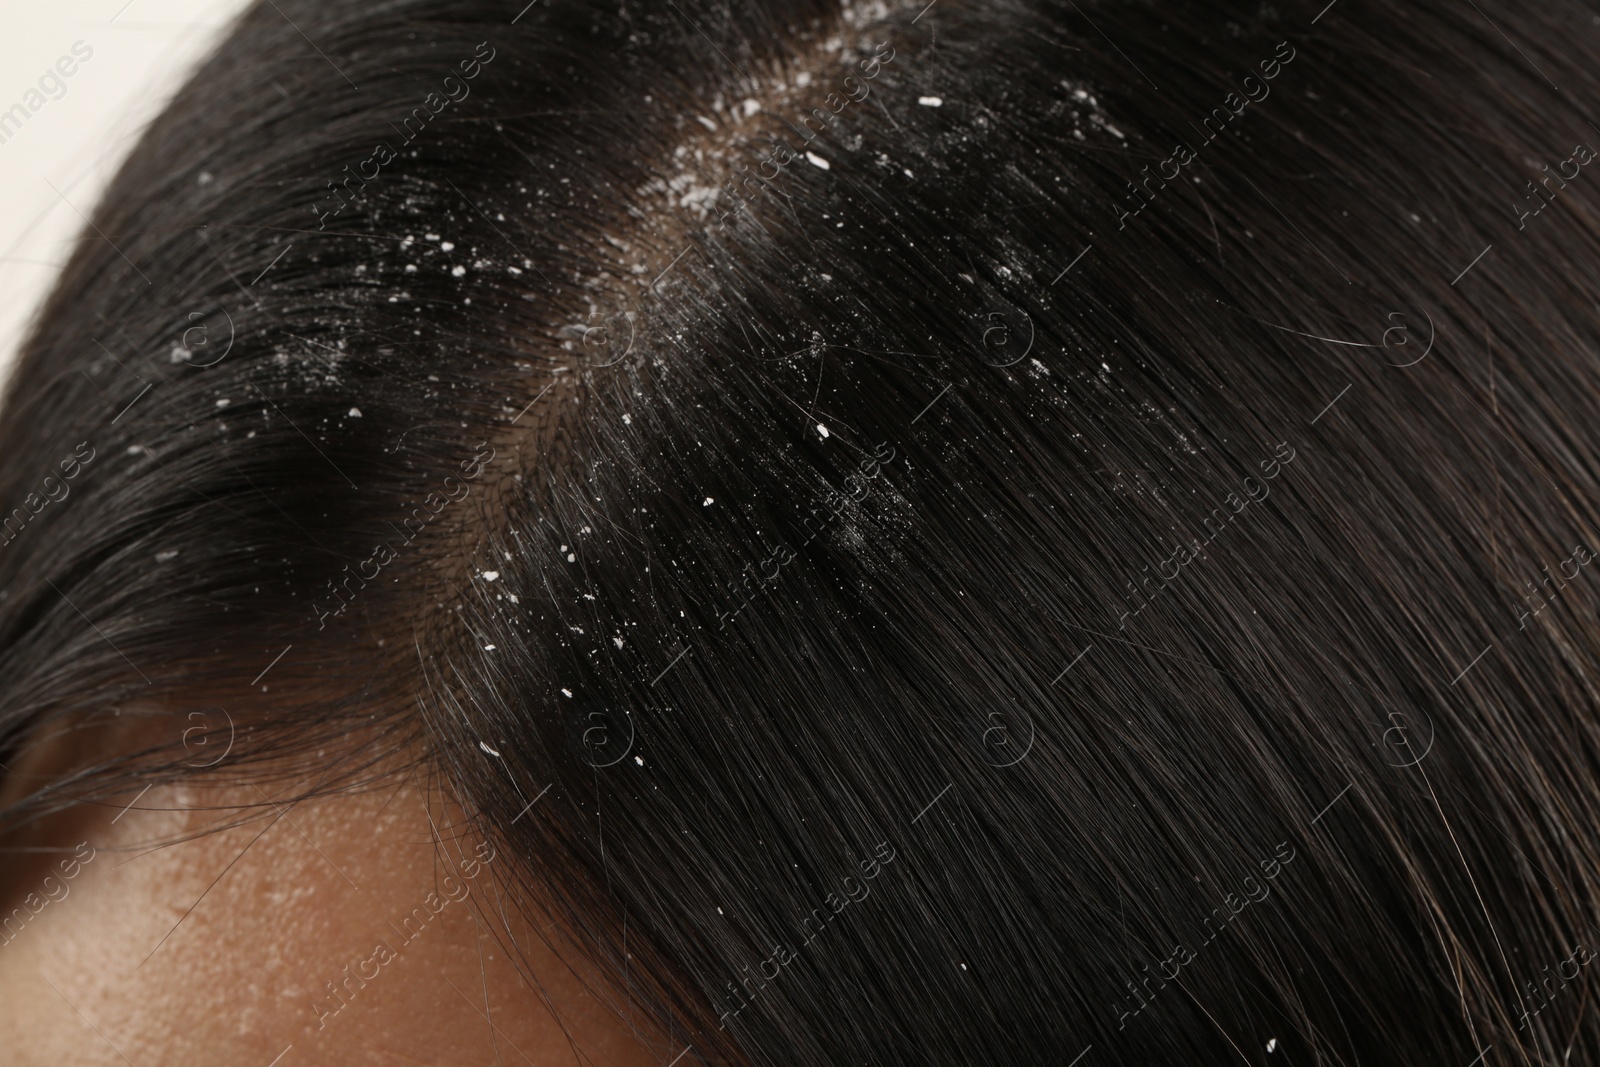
0,777,666,1066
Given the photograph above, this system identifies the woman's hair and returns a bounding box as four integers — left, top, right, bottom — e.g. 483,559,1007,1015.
5,0,1600,1061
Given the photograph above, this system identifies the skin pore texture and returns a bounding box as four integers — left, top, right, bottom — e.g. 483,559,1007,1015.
0,771,665,1066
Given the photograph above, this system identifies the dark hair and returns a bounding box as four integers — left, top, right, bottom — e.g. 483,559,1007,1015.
6,0,1600,1061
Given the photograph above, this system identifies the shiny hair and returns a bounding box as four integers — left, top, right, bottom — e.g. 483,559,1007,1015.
5,0,1600,1062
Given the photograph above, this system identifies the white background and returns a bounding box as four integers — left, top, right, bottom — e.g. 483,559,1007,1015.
0,0,255,391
